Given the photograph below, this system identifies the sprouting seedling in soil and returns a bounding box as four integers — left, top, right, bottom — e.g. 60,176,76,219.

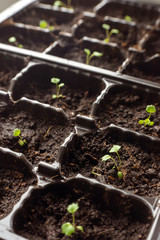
138,105,156,126
51,77,65,99
53,0,72,9
8,36,23,48
102,24,119,43
102,145,123,179
39,20,54,31
84,48,103,65
124,15,132,22
13,128,27,146
61,203,83,236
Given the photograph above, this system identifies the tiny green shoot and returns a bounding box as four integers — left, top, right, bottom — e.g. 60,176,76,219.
13,128,27,146
84,48,103,65
51,77,64,99
8,36,23,48
61,203,83,236
102,24,119,43
53,0,72,9
124,15,132,22
102,145,123,179
39,20,54,31
139,105,156,126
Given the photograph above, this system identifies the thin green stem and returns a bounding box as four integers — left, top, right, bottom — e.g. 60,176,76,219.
86,54,90,65
72,213,75,228
116,152,121,170
148,112,151,120
110,156,119,171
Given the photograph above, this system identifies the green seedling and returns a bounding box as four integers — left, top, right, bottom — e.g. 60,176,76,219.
51,77,64,99
124,15,132,22
53,0,72,8
62,203,83,236
39,20,54,31
102,24,119,43
139,105,156,126
8,36,23,48
13,128,27,146
102,145,123,179
84,48,103,65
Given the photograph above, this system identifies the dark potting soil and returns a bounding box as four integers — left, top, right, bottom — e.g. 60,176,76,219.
0,168,37,219
96,90,160,138
13,7,75,34
15,183,152,240
50,39,125,71
96,2,159,26
0,105,74,166
0,28,54,52
74,17,145,49
22,83,98,118
61,130,160,197
0,58,26,92
122,62,160,83
39,0,100,12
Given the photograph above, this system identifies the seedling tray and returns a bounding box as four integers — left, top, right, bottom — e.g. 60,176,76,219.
0,0,160,239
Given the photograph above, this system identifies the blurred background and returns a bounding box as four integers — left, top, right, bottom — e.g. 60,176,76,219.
0,0,19,12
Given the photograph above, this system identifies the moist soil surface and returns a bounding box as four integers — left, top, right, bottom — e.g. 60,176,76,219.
13,7,75,34
0,56,27,91
97,2,159,26
0,29,54,52
39,0,100,12
0,105,74,166
96,90,160,138
0,168,37,219
122,62,160,83
22,83,98,118
61,130,160,197
50,38,125,71
15,182,152,240
74,17,145,49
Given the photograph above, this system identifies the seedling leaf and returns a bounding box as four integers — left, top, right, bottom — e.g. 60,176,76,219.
59,83,65,88
146,105,156,114
124,15,132,22
62,222,75,236
138,120,144,125
102,24,110,30
39,20,48,29
92,51,103,57
84,48,91,55
13,128,21,137
109,145,121,153
111,29,119,35
102,155,111,161
54,0,63,7
8,36,16,43
52,94,57,99
51,78,60,84
67,203,79,214
76,226,84,232
117,171,123,179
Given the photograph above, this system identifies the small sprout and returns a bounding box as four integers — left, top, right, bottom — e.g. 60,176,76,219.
124,15,132,22
102,145,123,179
84,48,103,65
139,105,156,126
53,0,72,9
39,20,54,31
8,36,23,48
61,203,83,236
13,128,27,146
102,24,119,43
51,77,64,99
